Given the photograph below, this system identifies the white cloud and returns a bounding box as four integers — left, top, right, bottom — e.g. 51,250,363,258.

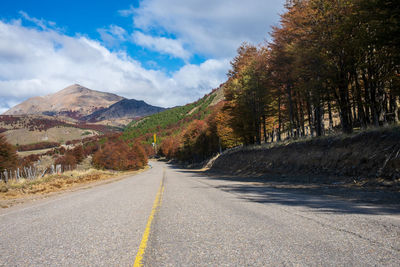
132,31,191,61
1,0,287,113
123,0,285,58
171,59,230,98
97,25,127,48
0,98,20,114
18,11,59,31
0,18,229,111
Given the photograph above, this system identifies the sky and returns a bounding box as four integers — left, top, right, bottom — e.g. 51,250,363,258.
0,0,285,112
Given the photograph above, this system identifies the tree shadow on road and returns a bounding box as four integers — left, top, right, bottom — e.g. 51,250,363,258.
168,163,400,216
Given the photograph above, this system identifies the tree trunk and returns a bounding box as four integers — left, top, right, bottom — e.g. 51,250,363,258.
262,115,267,143
337,84,353,134
327,97,334,131
354,70,367,128
306,95,314,137
277,94,282,141
286,83,295,138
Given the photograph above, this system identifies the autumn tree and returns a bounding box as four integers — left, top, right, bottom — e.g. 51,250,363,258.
0,135,17,172
224,43,271,144
223,0,399,143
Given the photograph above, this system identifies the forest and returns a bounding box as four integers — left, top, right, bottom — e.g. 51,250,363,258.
222,0,399,144
140,0,400,163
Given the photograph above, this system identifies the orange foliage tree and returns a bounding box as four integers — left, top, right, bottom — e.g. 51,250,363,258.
92,141,147,171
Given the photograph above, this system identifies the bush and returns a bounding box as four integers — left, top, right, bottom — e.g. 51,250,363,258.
83,142,99,156
55,154,77,169
71,145,84,163
0,135,17,171
18,141,60,151
92,141,147,171
160,136,181,159
18,154,40,168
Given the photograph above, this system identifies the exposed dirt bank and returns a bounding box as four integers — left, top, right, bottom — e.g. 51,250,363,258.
210,127,400,191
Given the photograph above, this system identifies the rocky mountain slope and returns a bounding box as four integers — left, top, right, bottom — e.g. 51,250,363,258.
3,84,124,119
83,99,165,122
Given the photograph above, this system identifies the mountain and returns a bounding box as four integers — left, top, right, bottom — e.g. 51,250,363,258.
83,99,165,122
3,84,124,119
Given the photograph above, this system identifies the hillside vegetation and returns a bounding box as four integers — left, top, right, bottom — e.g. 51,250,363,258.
124,91,217,141
210,126,400,189
0,115,121,146
123,87,236,162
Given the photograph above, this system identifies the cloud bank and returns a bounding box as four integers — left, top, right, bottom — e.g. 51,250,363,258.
124,0,283,57
0,19,229,112
0,0,284,112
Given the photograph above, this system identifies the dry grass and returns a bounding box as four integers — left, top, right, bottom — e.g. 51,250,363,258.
0,167,147,201
4,127,98,145
17,148,54,157
236,123,400,153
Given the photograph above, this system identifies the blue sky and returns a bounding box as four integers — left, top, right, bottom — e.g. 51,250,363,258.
0,0,285,111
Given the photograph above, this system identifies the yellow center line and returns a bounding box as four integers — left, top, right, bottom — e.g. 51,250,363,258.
133,171,165,267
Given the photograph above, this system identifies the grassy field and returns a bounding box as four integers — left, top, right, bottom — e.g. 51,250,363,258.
4,127,97,145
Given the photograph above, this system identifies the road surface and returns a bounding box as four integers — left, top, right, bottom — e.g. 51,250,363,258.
1,161,399,266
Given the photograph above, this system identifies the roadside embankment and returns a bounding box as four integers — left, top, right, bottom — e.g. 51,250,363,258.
210,127,400,189
0,166,149,208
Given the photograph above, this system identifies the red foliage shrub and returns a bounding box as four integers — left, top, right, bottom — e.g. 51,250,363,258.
0,134,17,171
18,154,40,168
55,154,77,169
76,123,120,134
83,142,99,156
71,145,84,163
92,141,147,171
18,141,60,151
160,136,181,159
142,143,155,158
58,146,66,155
0,115,72,131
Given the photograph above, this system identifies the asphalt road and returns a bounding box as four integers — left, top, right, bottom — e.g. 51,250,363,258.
1,161,399,266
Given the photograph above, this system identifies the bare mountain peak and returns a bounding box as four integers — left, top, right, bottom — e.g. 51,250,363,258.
4,84,125,118
60,84,88,93
57,84,104,96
